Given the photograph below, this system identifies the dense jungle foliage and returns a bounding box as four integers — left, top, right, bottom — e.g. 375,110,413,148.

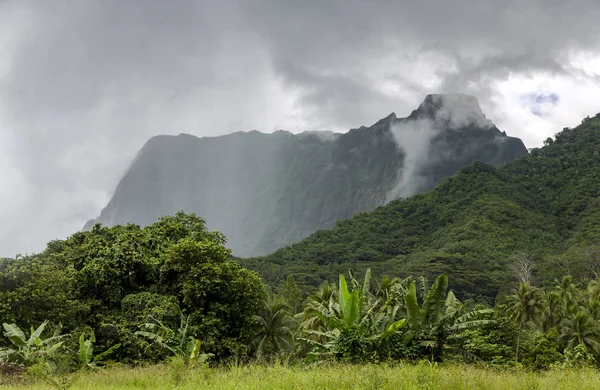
2,113,600,386
242,113,600,300
0,213,266,363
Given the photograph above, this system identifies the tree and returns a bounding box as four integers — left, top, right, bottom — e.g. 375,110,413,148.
554,276,579,316
0,212,266,362
509,253,535,285
250,300,297,358
540,290,561,333
277,275,304,315
558,307,600,358
158,236,266,357
507,283,544,361
298,281,337,344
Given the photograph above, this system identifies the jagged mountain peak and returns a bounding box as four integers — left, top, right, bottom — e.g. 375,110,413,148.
85,94,527,257
407,93,494,130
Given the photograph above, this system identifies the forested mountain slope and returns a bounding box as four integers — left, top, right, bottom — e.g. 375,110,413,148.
85,94,526,257
243,113,600,300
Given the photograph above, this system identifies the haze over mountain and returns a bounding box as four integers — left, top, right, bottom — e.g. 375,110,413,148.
85,94,527,256
244,112,600,300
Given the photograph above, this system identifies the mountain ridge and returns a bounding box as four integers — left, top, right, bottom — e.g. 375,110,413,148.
243,113,600,299
85,94,527,256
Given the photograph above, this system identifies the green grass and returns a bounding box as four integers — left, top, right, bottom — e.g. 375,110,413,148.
2,362,600,390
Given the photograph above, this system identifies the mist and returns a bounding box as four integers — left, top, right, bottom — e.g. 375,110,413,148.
387,94,503,201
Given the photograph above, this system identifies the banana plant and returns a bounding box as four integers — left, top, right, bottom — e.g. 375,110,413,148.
0,321,67,365
403,275,493,360
135,304,212,367
300,269,406,360
76,330,121,368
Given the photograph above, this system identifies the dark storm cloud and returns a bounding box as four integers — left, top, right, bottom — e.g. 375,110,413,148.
1,0,600,256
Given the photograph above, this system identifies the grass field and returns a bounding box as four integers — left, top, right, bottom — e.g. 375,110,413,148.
1,362,600,389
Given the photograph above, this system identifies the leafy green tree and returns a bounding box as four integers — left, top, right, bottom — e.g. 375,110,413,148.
0,254,86,331
277,275,304,315
0,212,266,362
158,236,266,357
298,281,337,346
447,304,517,364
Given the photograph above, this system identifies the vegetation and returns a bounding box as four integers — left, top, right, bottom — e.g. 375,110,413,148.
2,113,600,386
0,212,265,363
243,113,600,300
3,363,600,389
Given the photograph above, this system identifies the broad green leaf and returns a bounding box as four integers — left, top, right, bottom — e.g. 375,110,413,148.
38,334,68,347
44,341,64,355
404,282,423,330
78,332,93,365
423,275,448,325
345,289,360,325
339,274,350,321
3,323,27,348
362,268,372,296
94,344,121,362
381,319,406,340
450,319,494,331
0,348,15,362
189,339,201,361
444,291,460,319
28,321,49,347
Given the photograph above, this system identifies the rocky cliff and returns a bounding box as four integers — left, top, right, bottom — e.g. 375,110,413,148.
85,94,527,256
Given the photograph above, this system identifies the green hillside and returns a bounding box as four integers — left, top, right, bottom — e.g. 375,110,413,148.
242,113,600,300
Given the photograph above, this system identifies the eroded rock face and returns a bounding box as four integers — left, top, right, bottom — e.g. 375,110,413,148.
85,94,527,256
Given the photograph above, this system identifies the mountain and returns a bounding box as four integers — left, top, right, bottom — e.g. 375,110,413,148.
85,94,527,257
242,113,600,300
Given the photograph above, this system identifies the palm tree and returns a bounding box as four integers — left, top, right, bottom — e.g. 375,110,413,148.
554,276,579,316
587,279,600,303
250,300,297,359
558,307,600,357
298,281,338,336
507,282,544,361
540,290,561,333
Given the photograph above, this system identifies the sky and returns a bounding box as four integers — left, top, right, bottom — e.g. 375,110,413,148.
1,0,600,257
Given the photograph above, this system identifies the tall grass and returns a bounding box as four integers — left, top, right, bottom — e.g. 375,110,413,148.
1,362,599,389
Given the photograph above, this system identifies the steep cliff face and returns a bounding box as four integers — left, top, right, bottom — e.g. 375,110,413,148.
85,94,527,256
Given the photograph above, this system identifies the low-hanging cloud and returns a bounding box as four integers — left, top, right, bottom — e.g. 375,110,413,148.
387,94,497,200
387,118,438,200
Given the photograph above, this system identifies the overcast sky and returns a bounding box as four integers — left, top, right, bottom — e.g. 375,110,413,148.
1,0,600,257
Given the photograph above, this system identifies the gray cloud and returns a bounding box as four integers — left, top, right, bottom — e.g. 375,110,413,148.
1,0,600,256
